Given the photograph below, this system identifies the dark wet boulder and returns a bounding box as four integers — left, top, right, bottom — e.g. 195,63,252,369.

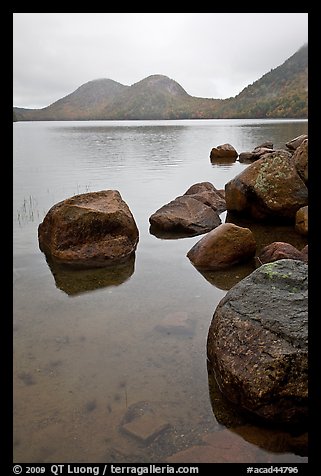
187,223,256,270
38,190,139,268
225,150,308,221
207,259,308,424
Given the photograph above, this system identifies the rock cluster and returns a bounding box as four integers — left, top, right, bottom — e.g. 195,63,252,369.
38,132,308,431
203,135,309,426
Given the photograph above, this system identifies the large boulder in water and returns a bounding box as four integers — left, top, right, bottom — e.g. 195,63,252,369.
38,190,139,268
207,259,308,425
225,150,308,221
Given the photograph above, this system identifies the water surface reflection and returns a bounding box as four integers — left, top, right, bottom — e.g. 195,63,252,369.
45,254,136,296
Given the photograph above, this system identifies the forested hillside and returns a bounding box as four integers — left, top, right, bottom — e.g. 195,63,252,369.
13,44,308,121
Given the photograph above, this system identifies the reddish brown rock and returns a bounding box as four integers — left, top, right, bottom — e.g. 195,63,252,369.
254,141,274,150
292,138,308,184
257,242,305,265
301,245,308,263
184,182,216,195
217,189,225,199
187,223,256,271
252,147,276,157
286,134,308,150
38,190,139,268
184,182,226,213
295,206,308,236
225,150,308,221
238,152,257,163
239,148,276,163
210,143,238,160
149,195,221,236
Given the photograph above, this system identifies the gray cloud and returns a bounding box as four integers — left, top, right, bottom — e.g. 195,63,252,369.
13,13,308,109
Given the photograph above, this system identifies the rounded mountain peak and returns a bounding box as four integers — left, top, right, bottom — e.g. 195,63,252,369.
132,74,189,97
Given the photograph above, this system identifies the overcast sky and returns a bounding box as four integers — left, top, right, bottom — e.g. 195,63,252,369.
13,13,308,109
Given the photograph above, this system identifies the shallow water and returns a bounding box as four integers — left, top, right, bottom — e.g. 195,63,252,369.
13,119,308,463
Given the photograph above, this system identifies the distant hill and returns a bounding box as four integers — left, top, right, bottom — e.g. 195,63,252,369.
13,44,307,121
216,44,308,118
99,75,222,120
14,78,128,121
14,74,222,121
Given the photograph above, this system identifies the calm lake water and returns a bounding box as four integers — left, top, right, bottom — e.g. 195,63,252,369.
13,119,308,463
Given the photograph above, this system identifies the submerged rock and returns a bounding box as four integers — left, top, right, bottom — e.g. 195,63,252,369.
120,401,170,445
122,414,170,444
38,190,139,268
207,259,308,425
155,311,195,337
